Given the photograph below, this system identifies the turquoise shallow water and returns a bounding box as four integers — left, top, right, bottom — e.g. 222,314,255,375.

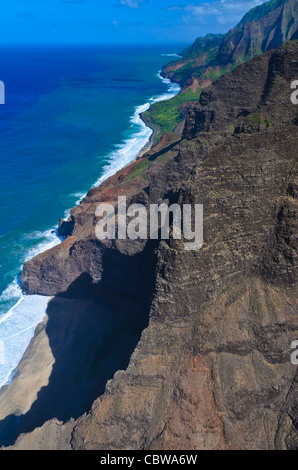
0,45,182,386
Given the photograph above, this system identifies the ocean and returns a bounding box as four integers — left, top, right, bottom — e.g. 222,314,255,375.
0,45,182,388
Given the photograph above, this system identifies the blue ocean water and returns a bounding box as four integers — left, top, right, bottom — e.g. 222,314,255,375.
0,45,182,387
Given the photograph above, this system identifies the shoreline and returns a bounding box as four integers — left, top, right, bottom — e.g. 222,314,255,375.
131,112,157,161
139,112,157,149
119,111,157,171
0,114,155,393
0,67,181,393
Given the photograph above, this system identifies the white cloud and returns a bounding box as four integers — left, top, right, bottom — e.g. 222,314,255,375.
167,0,264,25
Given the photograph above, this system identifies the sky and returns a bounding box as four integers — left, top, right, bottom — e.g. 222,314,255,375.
0,0,266,46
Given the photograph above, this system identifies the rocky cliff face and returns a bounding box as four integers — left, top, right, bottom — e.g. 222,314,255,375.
163,0,298,88
8,41,298,450
218,0,298,64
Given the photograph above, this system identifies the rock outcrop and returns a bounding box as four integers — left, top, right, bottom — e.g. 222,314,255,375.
5,41,298,450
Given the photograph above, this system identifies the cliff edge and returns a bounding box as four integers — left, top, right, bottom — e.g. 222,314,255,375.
2,41,298,450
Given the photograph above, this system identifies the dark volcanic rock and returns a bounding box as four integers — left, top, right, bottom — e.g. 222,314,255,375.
14,42,298,450
57,216,75,237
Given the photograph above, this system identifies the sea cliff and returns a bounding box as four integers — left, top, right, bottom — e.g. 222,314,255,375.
143,0,298,144
0,40,297,450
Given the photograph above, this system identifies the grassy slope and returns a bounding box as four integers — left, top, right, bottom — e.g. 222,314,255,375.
143,64,232,142
143,88,202,144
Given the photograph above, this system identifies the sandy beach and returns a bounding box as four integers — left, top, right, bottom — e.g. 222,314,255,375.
0,292,148,448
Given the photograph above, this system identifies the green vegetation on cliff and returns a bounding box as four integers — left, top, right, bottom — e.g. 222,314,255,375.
181,33,224,60
237,0,282,26
146,0,297,143
143,88,202,144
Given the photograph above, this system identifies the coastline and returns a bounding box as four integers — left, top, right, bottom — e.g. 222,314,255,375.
131,113,156,161
0,67,181,394
0,293,145,448
138,112,157,153
133,72,182,161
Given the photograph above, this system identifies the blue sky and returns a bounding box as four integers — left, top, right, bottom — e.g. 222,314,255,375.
0,0,266,45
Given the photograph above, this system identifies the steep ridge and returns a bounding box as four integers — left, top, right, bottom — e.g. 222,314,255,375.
143,0,298,144
3,41,298,450
217,0,298,63
163,0,298,87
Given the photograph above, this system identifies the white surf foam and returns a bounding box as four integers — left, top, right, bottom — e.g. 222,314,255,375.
0,229,62,306
0,294,51,387
0,280,22,302
23,229,63,263
0,68,181,390
0,228,63,388
161,53,182,58
94,72,181,187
